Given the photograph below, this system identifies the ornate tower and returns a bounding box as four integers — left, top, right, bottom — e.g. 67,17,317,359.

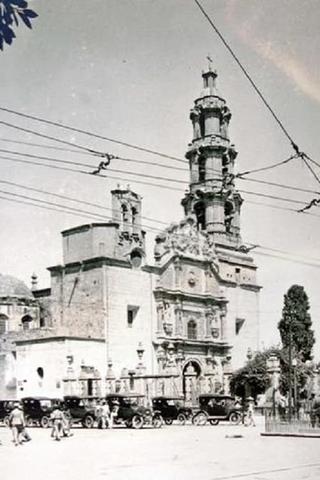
153,65,260,376
111,185,145,264
182,64,242,246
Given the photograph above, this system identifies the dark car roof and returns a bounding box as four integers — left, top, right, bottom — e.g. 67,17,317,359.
64,395,99,400
21,396,53,401
152,396,184,401
105,393,145,398
199,394,234,399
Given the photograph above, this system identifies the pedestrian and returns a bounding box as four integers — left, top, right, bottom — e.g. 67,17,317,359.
62,406,73,437
109,399,119,429
245,397,256,427
50,404,65,441
99,400,110,429
8,402,25,446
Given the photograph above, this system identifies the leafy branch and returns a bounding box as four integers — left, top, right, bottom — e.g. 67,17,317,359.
0,0,38,50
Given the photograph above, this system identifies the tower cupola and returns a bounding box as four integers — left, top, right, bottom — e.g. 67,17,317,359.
181,64,242,247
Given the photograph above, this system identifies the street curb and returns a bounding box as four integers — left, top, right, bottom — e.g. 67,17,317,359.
261,432,320,438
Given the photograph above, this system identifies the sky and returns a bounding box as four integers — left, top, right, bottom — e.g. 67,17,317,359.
1,0,320,357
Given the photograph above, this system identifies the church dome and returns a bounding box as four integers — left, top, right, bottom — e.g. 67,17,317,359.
0,274,33,299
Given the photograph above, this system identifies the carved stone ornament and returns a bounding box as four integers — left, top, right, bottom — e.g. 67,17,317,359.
163,322,173,336
154,215,218,264
188,270,197,287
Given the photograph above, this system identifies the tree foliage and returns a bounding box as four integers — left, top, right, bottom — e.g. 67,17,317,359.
0,0,38,50
278,284,315,362
229,347,277,399
230,346,315,400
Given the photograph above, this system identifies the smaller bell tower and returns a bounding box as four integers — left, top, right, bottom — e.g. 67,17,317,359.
111,184,146,264
181,64,242,247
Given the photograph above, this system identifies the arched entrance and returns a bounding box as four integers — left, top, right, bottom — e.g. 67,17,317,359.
182,360,202,400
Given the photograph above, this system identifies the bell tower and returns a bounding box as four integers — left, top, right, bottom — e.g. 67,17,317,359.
181,64,242,247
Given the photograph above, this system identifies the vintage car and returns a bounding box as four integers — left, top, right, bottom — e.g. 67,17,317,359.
21,396,62,428
151,396,192,425
63,395,100,428
0,400,15,426
105,393,163,429
192,394,242,426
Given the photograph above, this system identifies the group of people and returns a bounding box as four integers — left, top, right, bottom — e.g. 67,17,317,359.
6,401,73,445
95,399,119,429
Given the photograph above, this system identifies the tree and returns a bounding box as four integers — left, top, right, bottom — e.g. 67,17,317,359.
229,347,277,399
0,0,38,50
278,284,315,362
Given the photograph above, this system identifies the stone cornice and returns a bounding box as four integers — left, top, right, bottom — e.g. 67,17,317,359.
153,337,232,349
61,222,119,236
48,256,133,274
15,335,105,345
153,286,227,304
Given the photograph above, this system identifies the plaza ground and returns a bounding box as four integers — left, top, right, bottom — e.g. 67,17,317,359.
1,419,320,480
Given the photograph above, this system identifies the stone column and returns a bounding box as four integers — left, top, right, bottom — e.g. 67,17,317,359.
173,258,182,289
190,157,199,185
204,109,220,136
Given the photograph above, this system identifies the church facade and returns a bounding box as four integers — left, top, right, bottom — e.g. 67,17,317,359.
0,67,261,401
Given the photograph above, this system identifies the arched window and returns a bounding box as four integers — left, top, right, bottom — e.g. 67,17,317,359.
194,202,205,231
224,200,235,233
21,314,32,331
131,206,137,225
198,157,206,182
0,314,8,335
121,204,129,223
187,319,197,340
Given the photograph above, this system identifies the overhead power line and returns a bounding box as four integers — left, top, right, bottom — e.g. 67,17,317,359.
237,154,298,178
2,188,320,267
0,106,186,164
0,120,115,161
193,0,301,154
0,178,169,227
1,153,318,213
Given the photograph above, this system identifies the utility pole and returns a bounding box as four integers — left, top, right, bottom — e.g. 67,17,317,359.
288,320,292,422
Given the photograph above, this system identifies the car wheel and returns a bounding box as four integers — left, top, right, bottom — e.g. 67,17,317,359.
132,415,144,429
4,415,10,427
229,412,241,425
192,412,207,426
164,418,173,426
83,415,94,429
177,413,186,425
40,416,50,428
152,415,163,429
209,419,219,426
25,416,34,428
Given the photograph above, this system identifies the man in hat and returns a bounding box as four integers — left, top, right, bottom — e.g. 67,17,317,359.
8,402,25,446
50,403,65,441
245,397,256,427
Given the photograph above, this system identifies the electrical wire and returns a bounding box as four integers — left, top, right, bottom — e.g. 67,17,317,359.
0,120,113,159
0,106,186,164
193,0,301,153
237,154,298,177
238,177,320,196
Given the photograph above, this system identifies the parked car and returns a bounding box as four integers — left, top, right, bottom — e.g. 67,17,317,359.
63,395,99,428
152,396,192,425
0,400,15,426
21,396,61,428
106,393,163,429
192,394,242,426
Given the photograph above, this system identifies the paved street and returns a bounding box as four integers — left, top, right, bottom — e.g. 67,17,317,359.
1,420,320,480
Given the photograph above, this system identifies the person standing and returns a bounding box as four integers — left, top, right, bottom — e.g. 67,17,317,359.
99,400,110,429
50,404,65,441
9,402,25,446
245,397,256,427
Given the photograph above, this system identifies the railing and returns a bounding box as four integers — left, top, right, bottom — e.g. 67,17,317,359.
265,410,320,435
